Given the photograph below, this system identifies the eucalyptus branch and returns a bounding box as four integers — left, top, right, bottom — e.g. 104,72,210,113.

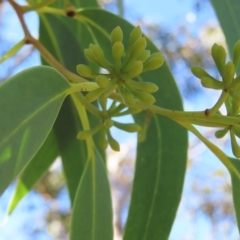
178,121,240,179
8,0,31,38
8,0,87,83
108,92,240,128
30,37,86,83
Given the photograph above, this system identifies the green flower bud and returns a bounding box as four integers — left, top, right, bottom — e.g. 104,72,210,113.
112,41,124,60
191,67,213,79
76,64,96,78
230,129,240,158
113,121,141,132
222,61,235,85
84,48,101,66
125,82,156,104
92,45,113,70
233,40,240,68
137,50,151,62
111,26,123,46
77,123,103,139
96,75,111,88
142,56,164,72
124,37,147,67
215,127,229,138
84,88,107,102
200,77,224,89
127,79,158,93
211,44,226,76
148,52,163,60
119,86,136,106
100,129,108,150
122,61,143,79
129,26,142,47
107,130,120,151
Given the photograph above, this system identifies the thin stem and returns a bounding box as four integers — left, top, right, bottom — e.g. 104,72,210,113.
73,92,104,119
30,37,86,83
22,0,57,12
178,121,240,179
109,92,240,128
207,90,229,117
8,0,31,38
71,93,95,157
9,0,87,83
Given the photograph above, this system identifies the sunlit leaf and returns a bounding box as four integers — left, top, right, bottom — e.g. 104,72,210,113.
0,66,70,195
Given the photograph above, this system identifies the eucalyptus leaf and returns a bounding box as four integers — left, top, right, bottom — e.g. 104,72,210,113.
74,9,188,239
70,148,113,240
211,0,240,74
0,66,71,195
7,130,59,214
228,157,240,232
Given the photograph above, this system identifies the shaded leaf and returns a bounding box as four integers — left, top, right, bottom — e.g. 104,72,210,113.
228,157,240,232
211,0,240,73
39,13,105,203
0,66,71,195
53,96,88,204
7,130,59,214
70,148,113,240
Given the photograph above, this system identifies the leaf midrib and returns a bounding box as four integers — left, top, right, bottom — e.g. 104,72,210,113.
0,91,67,149
142,114,162,240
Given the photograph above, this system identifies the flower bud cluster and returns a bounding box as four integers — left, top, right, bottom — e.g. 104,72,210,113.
76,26,164,106
77,97,142,151
192,40,240,158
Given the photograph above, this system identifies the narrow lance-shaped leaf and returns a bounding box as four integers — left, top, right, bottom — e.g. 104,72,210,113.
7,130,59,214
70,148,113,240
75,9,187,239
0,66,71,195
211,0,240,73
228,157,240,232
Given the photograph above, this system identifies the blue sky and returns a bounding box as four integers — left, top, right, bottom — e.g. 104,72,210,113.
1,0,239,239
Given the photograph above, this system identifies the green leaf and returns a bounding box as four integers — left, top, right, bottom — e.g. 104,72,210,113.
39,13,105,204
210,0,240,73
53,96,88,204
0,66,71,195
51,0,98,10
7,130,59,214
228,157,240,231
75,9,188,239
70,148,113,240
